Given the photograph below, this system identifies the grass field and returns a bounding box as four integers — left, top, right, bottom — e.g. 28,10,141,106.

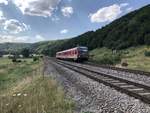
90,46,150,72
0,58,40,92
0,58,74,113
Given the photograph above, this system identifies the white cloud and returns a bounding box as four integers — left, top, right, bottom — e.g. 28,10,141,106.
0,0,8,5
60,29,68,34
0,10,6,26
89,4,122,23
0,9,30,34
13,0,61,17
0,10,3,17
51,16,60,22
4,19,30,34
61,6,73,17
35,35,45,42
0,34,46,43
120,3,129,8
0,35,29,43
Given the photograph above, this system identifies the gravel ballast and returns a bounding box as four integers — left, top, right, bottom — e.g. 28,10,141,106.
44,59,150,113
63,61,150,87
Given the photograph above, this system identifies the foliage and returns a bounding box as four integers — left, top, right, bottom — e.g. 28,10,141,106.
144,50,150,57
91,53,121,65
21,48,30,58
33,56,39,61
0,43,31,55
0,5,150,57
31,5,150,56
12,57,17,62
90,46,150,72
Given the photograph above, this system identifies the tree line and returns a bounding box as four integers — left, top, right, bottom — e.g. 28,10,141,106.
40,5,150,56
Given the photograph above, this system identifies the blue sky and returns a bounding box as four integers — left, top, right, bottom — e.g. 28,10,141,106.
0,0,149,43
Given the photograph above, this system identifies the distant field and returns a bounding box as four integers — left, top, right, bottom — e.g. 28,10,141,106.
0,58,74,113
0,58,39,92
90,46,150,72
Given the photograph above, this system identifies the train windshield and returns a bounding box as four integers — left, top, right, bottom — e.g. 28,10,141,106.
78,47,88,52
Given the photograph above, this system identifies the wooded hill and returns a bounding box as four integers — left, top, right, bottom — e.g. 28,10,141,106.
0,43,31,55
33,5,150,56
0,5,150,56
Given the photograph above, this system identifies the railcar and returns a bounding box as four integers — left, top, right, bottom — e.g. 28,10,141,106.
56,46,89,61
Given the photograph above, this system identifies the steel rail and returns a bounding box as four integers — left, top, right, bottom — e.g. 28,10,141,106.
55,60,150,105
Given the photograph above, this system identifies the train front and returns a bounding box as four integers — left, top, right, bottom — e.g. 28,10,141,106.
78,46,89,61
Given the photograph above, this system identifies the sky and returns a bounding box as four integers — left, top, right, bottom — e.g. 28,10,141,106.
0,0,149,43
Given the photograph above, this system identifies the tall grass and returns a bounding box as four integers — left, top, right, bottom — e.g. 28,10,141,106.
89,46,150,72
0,77,74,113
90,48,121,65
0,58,74,113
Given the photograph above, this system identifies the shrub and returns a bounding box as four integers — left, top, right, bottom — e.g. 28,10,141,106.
144,50,150,57
12,57,17,62
21,48,30,58
121,60,128,67
96,53,121,65
33,57,39,62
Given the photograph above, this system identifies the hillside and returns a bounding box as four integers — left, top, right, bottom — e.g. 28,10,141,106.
32,4,150,56
0,5,150,57
90,46,150,72
0,43,31,54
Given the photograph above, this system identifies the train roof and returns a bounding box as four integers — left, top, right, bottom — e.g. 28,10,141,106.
56,46,88,54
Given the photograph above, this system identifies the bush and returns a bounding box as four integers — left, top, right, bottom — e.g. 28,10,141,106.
121,60,128,67
144,50,150,57
96,53,121,65
21,48,30,58
12,57,17,62
33,57,39,62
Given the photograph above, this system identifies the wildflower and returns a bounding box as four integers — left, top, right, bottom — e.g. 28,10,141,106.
13,94,16,96
18,105,22,108
23,94,27,97
17,93,21,96
6,103,9,106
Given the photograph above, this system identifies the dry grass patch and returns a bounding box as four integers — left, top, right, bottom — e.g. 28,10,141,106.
0,76,74,113
90,46,150,72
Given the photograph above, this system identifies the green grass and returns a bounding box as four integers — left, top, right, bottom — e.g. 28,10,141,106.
90,48,121,65
0,76,74,113
89,46,150,72
0,58,74,113
121,46,150,72
0,58,40,92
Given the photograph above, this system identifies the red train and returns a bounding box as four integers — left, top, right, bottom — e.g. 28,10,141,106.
56,46,89,61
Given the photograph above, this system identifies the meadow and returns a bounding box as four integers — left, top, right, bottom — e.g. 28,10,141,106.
90,46,150,72
0,58,74,113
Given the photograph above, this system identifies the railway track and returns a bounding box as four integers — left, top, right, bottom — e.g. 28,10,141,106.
55,60,150,105
85,62,150,77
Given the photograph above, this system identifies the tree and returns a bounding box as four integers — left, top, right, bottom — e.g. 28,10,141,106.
21,48,30,58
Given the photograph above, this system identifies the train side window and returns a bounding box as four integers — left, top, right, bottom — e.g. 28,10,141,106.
75,50,77,54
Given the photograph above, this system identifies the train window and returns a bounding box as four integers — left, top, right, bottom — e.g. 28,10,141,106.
79,47,88,52
75,50,77,54
71,51,74,55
